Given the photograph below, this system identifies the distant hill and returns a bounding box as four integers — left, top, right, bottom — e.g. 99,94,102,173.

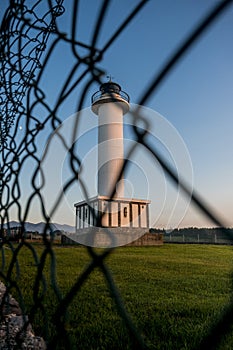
3,221,75,234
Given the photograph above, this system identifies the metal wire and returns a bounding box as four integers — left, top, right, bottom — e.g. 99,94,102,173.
0,0,233,349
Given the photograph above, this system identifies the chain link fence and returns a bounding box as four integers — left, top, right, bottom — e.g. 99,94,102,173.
0,0,233,348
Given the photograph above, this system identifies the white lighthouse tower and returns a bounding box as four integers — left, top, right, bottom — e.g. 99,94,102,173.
92,81,129,199
74,81,150,246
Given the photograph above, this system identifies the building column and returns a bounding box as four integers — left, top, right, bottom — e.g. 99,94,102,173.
129,203,132,227
108,201,112,227
138,203,141,228
75,207,78,232
118,202,121,227
146,204,149,228
88,205,91,226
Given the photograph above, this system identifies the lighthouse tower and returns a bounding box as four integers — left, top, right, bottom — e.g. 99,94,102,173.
92,81,129,199
74,81,150,244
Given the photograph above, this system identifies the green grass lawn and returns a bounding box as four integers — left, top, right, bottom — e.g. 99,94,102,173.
2,244,233,349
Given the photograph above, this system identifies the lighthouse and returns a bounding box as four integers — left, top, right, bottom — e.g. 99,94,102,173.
74,80,150,245
92,81,129,199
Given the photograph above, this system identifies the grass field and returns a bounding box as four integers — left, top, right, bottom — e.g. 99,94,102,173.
2,244,233,349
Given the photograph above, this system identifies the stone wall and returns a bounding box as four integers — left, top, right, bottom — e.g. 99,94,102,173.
126,232,163,246
61,229,163,247
0,281,46,349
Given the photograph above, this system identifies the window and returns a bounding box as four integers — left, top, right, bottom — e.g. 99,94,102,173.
124,207,127,217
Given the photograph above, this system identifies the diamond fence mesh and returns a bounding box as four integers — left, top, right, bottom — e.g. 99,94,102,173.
0,0,233,349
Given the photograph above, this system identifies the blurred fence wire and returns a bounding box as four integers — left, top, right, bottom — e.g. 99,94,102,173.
0,0,233,349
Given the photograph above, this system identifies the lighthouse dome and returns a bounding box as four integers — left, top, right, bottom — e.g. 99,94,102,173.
91,81,130,115
100,82,121,94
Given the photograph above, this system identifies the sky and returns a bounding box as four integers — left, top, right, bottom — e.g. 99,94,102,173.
1,0,233,229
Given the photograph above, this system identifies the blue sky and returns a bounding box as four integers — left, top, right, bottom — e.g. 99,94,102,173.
2,0,233,228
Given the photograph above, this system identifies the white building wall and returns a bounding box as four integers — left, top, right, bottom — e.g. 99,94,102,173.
111,201,118,227
99,200,109,227
140,204,147,228
75,199,150,229
131,203,139,228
